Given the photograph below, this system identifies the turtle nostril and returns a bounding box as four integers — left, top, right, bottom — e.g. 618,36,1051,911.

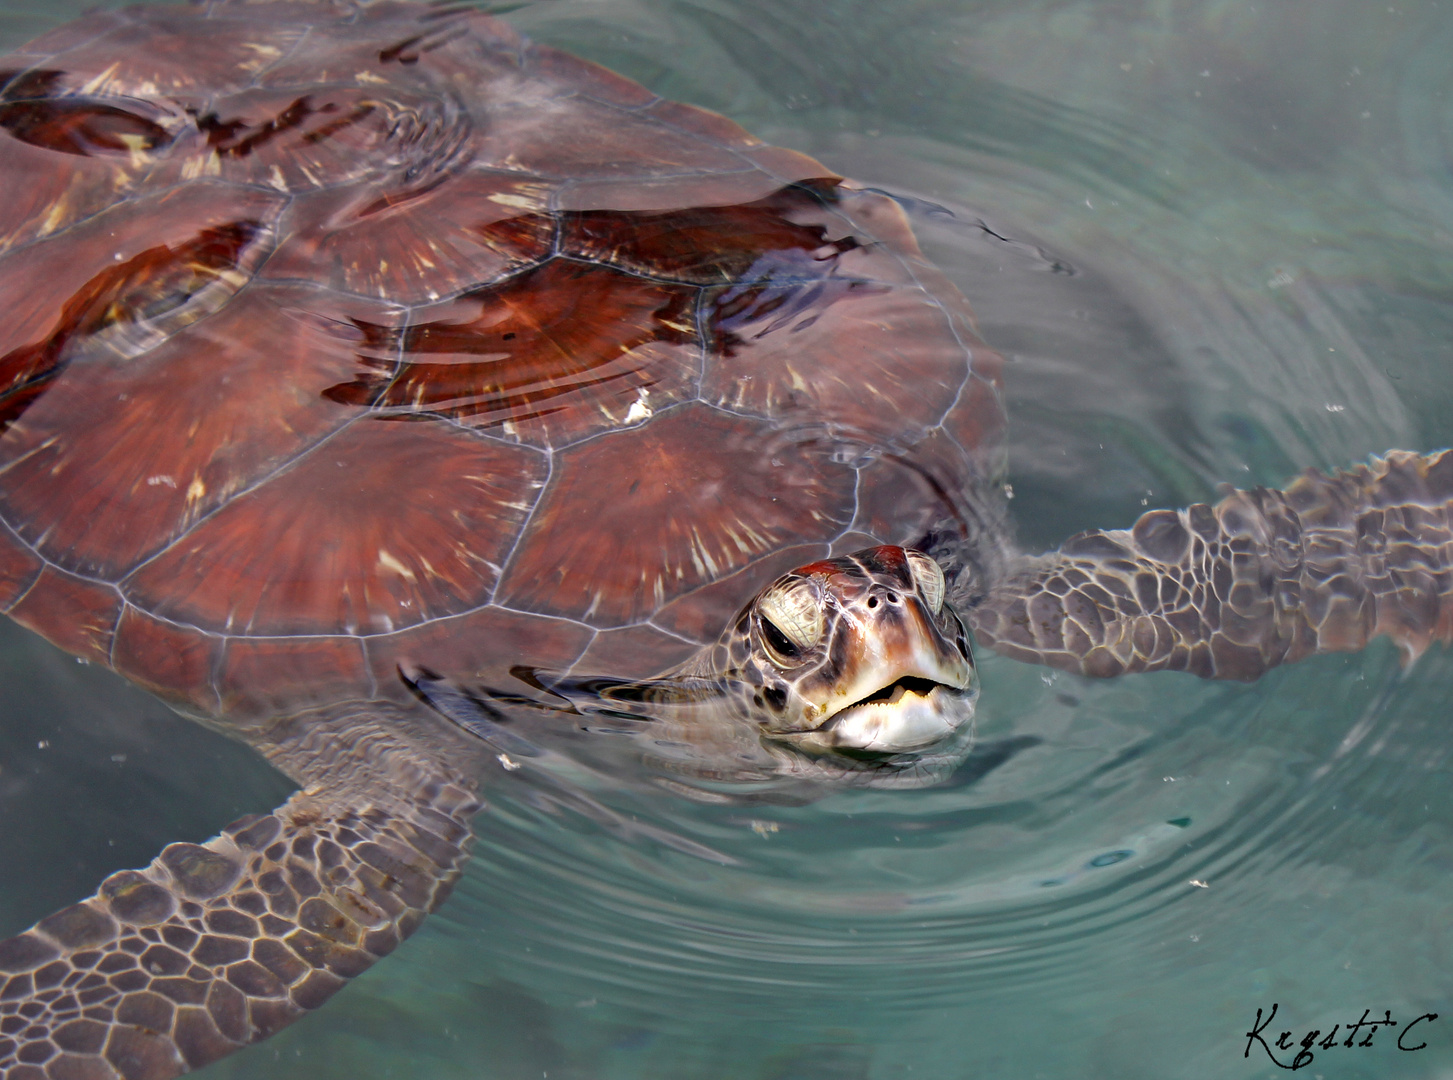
885,591,899,604
866,596,879,609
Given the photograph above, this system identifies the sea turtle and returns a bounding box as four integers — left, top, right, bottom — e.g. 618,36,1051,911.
1,3,1451,1078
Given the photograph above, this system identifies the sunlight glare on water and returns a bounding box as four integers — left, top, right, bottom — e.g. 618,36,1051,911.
1,0,1451,1078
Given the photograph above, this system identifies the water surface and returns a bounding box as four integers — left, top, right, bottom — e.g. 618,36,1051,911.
2,0,1451,1077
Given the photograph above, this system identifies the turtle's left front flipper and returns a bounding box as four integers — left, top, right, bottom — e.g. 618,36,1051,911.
971,450,1453,680
0,713,481,1080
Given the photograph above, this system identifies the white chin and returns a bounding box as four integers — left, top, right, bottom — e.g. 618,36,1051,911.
824,686,971,752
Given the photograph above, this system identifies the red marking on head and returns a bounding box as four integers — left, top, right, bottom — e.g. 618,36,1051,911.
857,545,909,572
790,545,908,580
791,558,841,578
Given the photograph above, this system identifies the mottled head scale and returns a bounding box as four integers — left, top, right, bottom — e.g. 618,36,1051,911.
716,545,978,754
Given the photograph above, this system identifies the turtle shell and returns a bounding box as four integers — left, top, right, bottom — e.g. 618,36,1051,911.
0,1,1006,719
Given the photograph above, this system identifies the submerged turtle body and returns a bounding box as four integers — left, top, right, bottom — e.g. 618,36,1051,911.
5,5,1453,1080
0,6,1002,1075
0,0,1006,729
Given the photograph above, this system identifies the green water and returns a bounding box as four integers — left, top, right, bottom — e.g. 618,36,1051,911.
3,0,1452,1077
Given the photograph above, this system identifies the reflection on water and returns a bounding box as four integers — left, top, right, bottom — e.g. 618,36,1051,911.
1,0,1452,1078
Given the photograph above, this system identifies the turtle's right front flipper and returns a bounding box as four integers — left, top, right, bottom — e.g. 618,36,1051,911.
0,728,480,1080
971,450,1453,680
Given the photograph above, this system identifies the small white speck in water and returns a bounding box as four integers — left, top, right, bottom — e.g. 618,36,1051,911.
1189,880,1209,888
497,753,520,771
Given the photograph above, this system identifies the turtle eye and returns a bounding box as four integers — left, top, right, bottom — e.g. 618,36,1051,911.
758,616,802,663
756,581,823,665
905,550,945,614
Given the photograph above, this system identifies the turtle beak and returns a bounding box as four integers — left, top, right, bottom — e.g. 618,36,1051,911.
800,593,977,753
817,677,977,752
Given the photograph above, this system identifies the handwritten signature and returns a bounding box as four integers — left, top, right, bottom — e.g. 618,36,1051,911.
1244,1003,1438,1070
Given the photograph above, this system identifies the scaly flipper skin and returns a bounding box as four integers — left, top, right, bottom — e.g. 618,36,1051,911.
971,450,1453,680
0,712,481,1080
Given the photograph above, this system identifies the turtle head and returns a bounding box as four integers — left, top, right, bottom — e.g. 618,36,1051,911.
733,545,977,755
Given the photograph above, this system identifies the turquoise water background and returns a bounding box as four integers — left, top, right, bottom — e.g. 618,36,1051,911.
2,0,1452,1077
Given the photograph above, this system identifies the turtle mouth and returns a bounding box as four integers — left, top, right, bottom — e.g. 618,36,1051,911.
788,675,976,755
837,675,946,718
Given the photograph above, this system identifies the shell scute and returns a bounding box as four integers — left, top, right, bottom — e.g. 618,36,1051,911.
39,11,309,98
701,278,967,446
650,544,826,645
216,635,373,719
939,368,1009,480
111,607,224,716
188,85,464,193
558,182,847,284
473,92,750,183
0,517,42,610
526,44,659,109
259,3,522,89
694,186,986,448
261,170,556,304
0,68,192,254
642,99,762,148
0,80,174,159
0,282,390,581
496,404,855,627
740,145,848,189
5,566,120,665
0,182,283,411
366,605,597,705
573,624,702,681
854,429,986,548
555,167,823,215
123,419,546,639
328,258,702,448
